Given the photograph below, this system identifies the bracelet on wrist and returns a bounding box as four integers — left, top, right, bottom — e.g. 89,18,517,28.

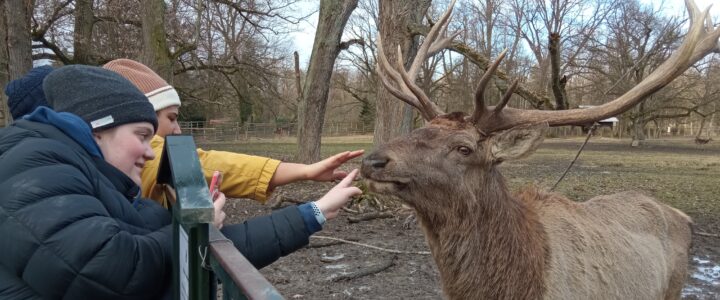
310,202,327,225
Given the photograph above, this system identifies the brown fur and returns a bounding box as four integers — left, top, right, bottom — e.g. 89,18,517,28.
361,118,692,300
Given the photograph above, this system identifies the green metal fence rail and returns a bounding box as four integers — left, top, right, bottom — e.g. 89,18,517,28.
157,135,284,300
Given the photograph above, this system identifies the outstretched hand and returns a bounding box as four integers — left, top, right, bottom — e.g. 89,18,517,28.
305,150,364,182
314,169,362,220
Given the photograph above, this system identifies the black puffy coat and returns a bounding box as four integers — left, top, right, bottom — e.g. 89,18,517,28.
0,120,316,299
0,120,172,299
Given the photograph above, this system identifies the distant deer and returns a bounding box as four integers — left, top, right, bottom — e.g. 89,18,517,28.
694,136,712,144
362,0,719,299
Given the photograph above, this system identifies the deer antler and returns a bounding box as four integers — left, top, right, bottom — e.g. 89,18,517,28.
376,0,459,121
472,0,720,133
469,49,509,123
379,0,720,135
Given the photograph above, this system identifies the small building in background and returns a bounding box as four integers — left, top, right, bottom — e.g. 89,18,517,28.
578,105,619,130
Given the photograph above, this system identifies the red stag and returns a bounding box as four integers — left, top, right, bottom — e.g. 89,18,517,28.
362,0,719,299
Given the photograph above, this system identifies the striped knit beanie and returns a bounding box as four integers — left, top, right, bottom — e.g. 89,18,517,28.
102,59,182,111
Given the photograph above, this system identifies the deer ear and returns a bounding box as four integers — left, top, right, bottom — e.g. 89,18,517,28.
489,123,548,162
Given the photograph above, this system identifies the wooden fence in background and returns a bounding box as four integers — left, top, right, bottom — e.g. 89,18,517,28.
180,121,718,142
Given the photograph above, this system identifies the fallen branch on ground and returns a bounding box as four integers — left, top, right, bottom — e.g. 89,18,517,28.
311,235,430,255
270,196,306,209
696,231,720,238
331,256,396,282
347,211,394,223
306,236,360,249
341,206,360,214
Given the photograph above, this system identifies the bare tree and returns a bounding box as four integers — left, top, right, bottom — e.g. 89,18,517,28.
174,0,295,123
296,0,358,163
584,0,684,144
337,0,378,123
509,0,616,110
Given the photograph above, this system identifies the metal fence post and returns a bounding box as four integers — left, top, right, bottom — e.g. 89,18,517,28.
157,135,285,300
158,135,214,300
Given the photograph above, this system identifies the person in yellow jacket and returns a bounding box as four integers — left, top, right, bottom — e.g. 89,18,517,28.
103,59,363,207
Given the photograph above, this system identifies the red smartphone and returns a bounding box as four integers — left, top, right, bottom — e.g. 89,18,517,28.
208,171,223,201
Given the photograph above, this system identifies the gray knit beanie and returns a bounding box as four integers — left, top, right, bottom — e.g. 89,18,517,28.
43,65,158,132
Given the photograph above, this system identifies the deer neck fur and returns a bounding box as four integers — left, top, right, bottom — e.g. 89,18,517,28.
413,167,549,300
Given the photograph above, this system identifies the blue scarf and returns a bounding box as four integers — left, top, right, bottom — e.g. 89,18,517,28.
24,107,104,158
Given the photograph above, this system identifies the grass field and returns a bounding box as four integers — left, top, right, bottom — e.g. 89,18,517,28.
506,138,720,219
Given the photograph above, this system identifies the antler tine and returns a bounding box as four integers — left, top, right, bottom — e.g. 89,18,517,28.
376,34,441,120
376,36,426,112
376,36,409,95
408,0,458,77
685,1,720,61
376,62,427,112
375,0,458,121
428,30,462,58
481,0,720,133
493,78,520,115
395,46,443,120
470,49,508,123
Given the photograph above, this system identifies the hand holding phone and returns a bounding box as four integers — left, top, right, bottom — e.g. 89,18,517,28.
209,171,223,201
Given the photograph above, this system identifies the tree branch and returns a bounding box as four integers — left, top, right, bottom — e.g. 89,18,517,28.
94,15,142,27
32,0,73,37
339,38,365,50
408,24,554,110
34,36,72,65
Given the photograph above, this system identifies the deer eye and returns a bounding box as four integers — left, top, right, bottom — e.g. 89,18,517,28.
456,146,473,156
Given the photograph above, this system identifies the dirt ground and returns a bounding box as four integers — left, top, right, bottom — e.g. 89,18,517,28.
219,138,720,299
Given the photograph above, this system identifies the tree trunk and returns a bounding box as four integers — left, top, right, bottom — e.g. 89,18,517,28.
709,110,716,138
293,51,303,101
4,0,32,79
141,0,173,80
630,102,647,146
373,0,431,146
695,118,707,140
296,0,358,163
548,32,568,110
0,2,10,126
2,0,32,126
73,0,95,64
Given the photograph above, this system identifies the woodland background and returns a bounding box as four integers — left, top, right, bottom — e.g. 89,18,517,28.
1,0,719,163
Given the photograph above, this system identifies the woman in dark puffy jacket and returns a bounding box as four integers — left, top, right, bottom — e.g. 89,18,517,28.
0,65,180,299
0,65,361,299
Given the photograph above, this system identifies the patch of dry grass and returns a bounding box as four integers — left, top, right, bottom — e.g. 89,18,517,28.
503,138,720,219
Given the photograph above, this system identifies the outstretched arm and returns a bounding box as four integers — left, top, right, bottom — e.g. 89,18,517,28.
219,169,361,269
268,150,364,190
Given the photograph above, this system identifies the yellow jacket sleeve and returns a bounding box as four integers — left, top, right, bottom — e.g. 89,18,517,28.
141,135,281,207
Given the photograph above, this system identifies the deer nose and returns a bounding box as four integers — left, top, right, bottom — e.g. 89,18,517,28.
363,153,390,170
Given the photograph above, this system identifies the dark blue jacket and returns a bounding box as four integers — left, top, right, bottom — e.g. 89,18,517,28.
0,119,173,299
0,115,319,299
